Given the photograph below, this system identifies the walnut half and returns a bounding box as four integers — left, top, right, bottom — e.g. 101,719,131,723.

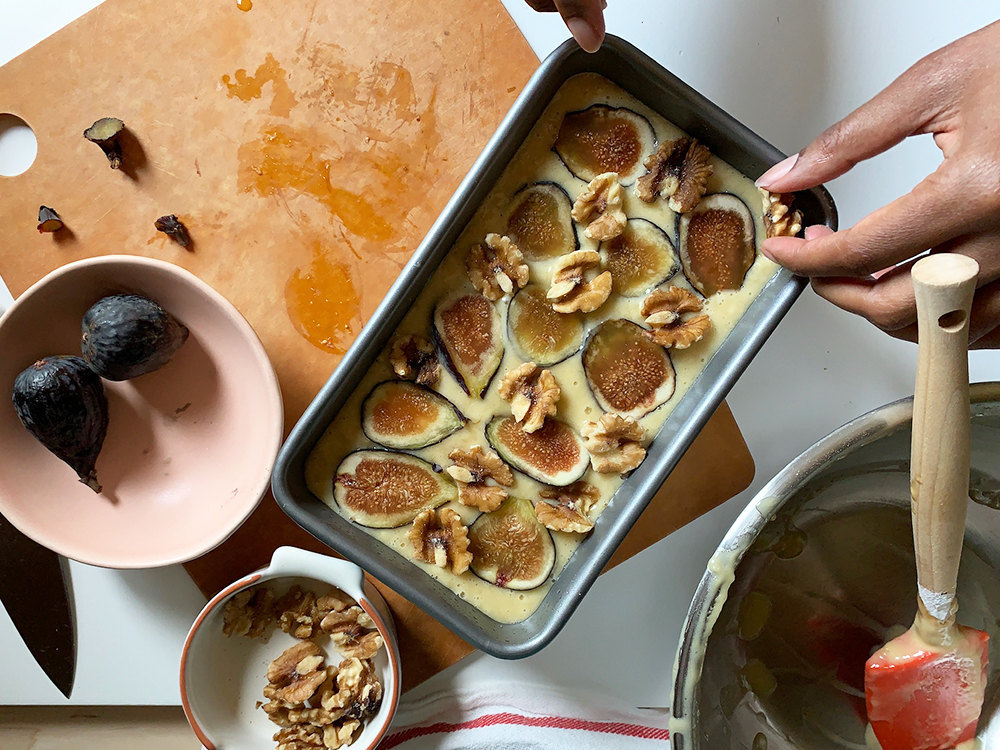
641,287,712,349
265,641,329,705
635,137,713,213
536,481,600,533
446,445,514,511
466,233,529,301
572,172,627,241
320,657,383,722
581,413,647,474
761,190,803,238
389,334,440,387
498,362,560,433
274,725,326,750
408,507,473,575
546,250,612,313
320,606,383,660
222,585,275,638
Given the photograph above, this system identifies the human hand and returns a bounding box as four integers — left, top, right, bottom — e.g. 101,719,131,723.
524,0,607,53
757,20,1000,348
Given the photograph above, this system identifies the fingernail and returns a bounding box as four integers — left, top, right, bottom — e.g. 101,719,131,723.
755,153,798,188
804,224,834,241
566,17,601,52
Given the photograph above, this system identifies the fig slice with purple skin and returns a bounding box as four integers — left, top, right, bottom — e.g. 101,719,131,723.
432,289,504,398
505,182,579,261
678,193,757,297
507,285,583,366
553,105,656,184
583,319,676,419
333,449,456,528
361,381,465,450
485,415,589,486
599,217,680,297
468,496,556,590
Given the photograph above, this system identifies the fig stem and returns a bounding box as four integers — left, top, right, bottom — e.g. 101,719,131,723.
83,117,125,170
37,206,64,233
154,214,192,249
80,472,102,494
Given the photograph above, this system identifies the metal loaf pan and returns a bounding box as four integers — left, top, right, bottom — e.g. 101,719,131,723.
271,35,839,658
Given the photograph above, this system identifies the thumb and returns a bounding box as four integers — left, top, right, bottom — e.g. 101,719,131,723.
554,0,607,53
757,55,949,192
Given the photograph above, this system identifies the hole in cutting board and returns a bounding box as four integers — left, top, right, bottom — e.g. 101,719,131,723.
0,114,37,176
938,309,966,332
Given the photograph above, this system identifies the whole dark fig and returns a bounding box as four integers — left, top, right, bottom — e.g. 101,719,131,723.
12,355,108,493
81,294,189,381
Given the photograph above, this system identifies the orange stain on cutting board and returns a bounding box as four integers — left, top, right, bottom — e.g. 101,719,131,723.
230,52,449,353
238,124,395,242
222,54,296,117
285,244,361,354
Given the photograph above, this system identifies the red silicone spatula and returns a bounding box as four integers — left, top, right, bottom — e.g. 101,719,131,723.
865,254,989,750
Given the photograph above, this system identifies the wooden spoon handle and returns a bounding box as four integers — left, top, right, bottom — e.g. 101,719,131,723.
910,253,979,627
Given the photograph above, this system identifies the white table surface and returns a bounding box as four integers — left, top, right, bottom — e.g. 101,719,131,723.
1,0,999,707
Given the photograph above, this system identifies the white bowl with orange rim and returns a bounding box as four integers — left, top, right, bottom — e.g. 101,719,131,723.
180,546,401,750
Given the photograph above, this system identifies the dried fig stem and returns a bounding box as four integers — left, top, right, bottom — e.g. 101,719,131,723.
83,117,126,169
37,206,64,233
154,215,192,249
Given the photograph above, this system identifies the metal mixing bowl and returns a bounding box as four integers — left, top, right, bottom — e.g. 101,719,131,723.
672,382,1000,749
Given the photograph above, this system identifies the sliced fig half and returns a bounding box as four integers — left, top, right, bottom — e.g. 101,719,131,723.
505,182,578,261
361,381,465,450
583,319,676,419
468,496,556,590
507,286,583,366
678,193,756,296
553,105,656,184
432,289,504,397
485,415,589,486
333,450,456,528
599,217,680,297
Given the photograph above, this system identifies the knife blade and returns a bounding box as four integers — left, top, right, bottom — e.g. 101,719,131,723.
0,513,75,698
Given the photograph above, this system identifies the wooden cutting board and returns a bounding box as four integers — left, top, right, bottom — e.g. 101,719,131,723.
0,0,754,692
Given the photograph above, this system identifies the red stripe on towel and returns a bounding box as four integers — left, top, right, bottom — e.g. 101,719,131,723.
379,711,670,748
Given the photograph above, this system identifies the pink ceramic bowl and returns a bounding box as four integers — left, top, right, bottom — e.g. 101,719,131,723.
0,255,282,567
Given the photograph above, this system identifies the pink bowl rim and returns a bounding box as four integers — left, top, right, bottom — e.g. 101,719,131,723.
0,254,284,568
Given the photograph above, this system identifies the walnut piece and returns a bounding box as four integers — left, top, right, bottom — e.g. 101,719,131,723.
640,287,712,349
320,606,384,660
466,233,529,301
274,725,326,750
497,362,561,433
324,721,362,749
761,190,803,238
274,586,319,639
266,641,329,705
581,413,647,473
389,333,440,387
408,507,473,575
288,706,345,727
546,250,612,313
222,585,275,638
446,445,514,511
572,172,627,241
635,137,713,213
320,657,383,722
536,481,601,533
